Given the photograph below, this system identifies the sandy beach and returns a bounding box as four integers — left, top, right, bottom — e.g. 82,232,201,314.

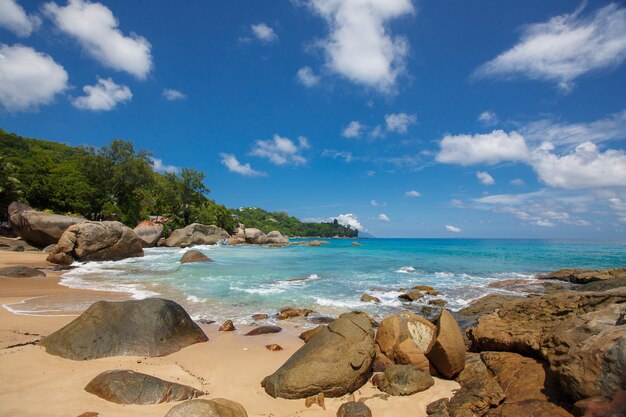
0,251,459,417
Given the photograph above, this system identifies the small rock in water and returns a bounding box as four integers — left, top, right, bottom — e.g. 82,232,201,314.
266,344,283,351
372,364,434,396
304,392,325,409
360,294,381,303
398,291,424,302
337,401,372,417
428,299,447,307
245,325,282,336
180,250,213,264
352,241,362,246
278,308,314,320
252,313,269,321
219,320,236,332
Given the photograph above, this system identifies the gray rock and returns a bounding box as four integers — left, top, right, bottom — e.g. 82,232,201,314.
165,223,230,247
165,398,248,417
41,298,208,360
84,369,202,404
0,236,39,252
46,221,144,265
245,326,282,336
134,221,164,247
0,266,45,278
180,250,213,264
537,268,626,284
337,401,372,417
372,364,434,396
244,228,268,244
8,202,85,248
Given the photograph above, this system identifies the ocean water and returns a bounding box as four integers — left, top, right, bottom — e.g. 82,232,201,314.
54,238,625,323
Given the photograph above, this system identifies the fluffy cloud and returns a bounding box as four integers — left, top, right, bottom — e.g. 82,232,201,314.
72,77,132,111
405,190,421,197
251,134,310,166
162,89,186,101
436,130,529,165
0,44,68,111
0,0,41,37
476,171,495,185
385,112,416,133
220,153,266,177
332,213,365,231
251,23,277,42
378,213,390,221
342,121,363,138
297,66,320,87
475,3,626,90
478,111,498,125
151,157,179,173
44,0,152,79
305,0,414,92
445,224,461,233
531,142,626,189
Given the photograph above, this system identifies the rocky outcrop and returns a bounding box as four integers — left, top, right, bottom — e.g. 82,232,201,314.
41,298,208,360
266,231,288,244
337,401,372,417
165,223,230,247
0,236,39,252
456,294,524,329
538,268,626,284
375,311,435,371
8,202,85,248
426,310,465,379
133,220,163,247
372,364,434,396
261,312,375,399
180,250,213,264
244,228,268,244
165,399,248,417
0,266,45,278
84,369,202,404
46,221,144,265
245,326,282,336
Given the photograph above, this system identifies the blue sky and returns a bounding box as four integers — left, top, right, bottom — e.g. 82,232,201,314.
1,0,626,238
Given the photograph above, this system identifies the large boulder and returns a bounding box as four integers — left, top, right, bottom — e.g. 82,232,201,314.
41,298,208,360
84,369,202,404
165,399,248,417
426,310,466,379
165,223,230,247
133,220,163,247
375,311,435,371
266,230,288,244
46,221,144,265
372,364,434,396
244,228,268,244
8,202,85,248
537,268,626,284
261,311,375,399
0,266,45,278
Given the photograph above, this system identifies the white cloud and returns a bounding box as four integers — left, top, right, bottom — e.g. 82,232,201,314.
436,130,529,165
220,153,266,177
44,0,152,79
0,44,68,111
342,120,363,138
251,22,277,42
0,0,41,37
162,88,186,101
385,112,416,133
445,224,461,233
370,125,384,138
370,199,379,207
151,157,179,174
332,213,365,231
378,213,390,222
476,171,495,185
321,149,354,163
478,111,498,125
475,3,626,90
531,141,626,189
405,190,421,197
251,134,310,166
297,66,320,87
608,197,626,223
305,0,414,92
510,178,525,186
72,77,131,111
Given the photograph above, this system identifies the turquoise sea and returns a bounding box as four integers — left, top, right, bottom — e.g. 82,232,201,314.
53,238,625,323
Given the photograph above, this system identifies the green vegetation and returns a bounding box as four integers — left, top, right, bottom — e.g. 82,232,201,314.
0,129,357,238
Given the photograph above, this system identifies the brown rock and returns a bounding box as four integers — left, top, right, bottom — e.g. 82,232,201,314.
372,364,434,396
84,369,202,404
219,320,236,332
0,266,45,278
305,392,325,409
372,343,394,372
266,231,289,244
398,290,424,302
375,311,435,371
165,398,248,417
352,242,362,247
8,202,84,248
245,325,282,336
165,223,230,247
428,299,447,307
538,268,626,284
266,344,283,351
484,400,574,417
299,325,325,343
76,413,99,417
337,401,372,417
278,308,314,320
360,294,381,303
457,294,524,329
426,398,449,417
0,236,39,252
133,220,163,247
573,391,626,417
227,236,245,245
252,313,269,321
426,310,466,379
180,249,213,264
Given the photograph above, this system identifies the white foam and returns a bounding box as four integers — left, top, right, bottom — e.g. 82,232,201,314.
60,274,159,300
395,266,416,274
2,298,78,317
314,297,363,309
186,295,207,303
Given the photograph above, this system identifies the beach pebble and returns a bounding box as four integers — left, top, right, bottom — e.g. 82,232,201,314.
219,320,236,332
266,344,283,351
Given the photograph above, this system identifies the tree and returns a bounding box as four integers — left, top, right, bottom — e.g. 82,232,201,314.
0,156,23,221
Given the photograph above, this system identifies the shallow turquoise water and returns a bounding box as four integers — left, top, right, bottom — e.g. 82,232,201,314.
59,238,626,323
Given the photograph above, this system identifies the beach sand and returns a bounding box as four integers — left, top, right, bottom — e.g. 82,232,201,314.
0,251,459,417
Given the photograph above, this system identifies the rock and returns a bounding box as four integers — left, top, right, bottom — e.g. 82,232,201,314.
46,221,144,265
337,401,372,417
375,311,435,371
0,266,45,278
245,325,282,336
373,344,394,372
428,299,447,307
426,398,449,417
157,237,166,246
219,320,236,332
305,392,326,409
180,250,213,264
266,231,289,244
412,285,436,292
294,240,331,247
398,291,424,302
42,244,56,253
244,228,268,244
196,319,215,325
266,344,283,351
426,310,466,379
573,391,626,417
165,398,248,417
538,268,626,284
76,413,98,417
372,364,434,396
361,294,381,303
261,311,375,399
133,220,163,247
252,313,269,321
299,325,326,343
165,223,230,247
8,202,84,248
84,369,202,404
575,277,626,292
41,298,208,360
0,236,39,252
483,400,574,417
278,308,314,320
227,236,245,245
456,294,526,329
352,242,362,247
